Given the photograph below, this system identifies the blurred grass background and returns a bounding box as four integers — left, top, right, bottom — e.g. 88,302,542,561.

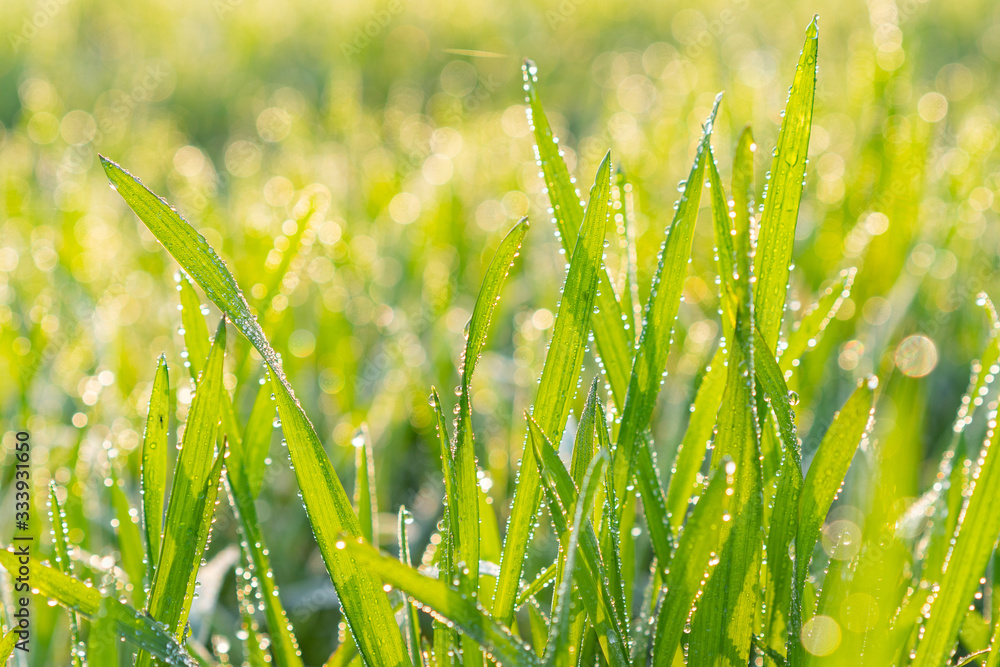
1,0,1000,662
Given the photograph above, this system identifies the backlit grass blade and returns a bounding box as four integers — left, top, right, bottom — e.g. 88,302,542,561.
429,387,459,667
779,267,857,379
911,405,1000,667
686,147,762,667
223,457,303,667
109,463,147,601
340,540,542,667
786,378,874,664
141,354,170,566
0,628,18,662
754,17,819,350
666,348,726,528
178,271,211,379
353,425,378,546
140,319,227,665
242,376,275,498
0,550,195,665
102,156,411,667
611,94,720,503
546,451,608,667
527,417,628,666
398,507,424,667
985,618,1000,667
452,216,529,631
523,60,633,401
493,153,611,625
651,469,733,666
48,482,83,667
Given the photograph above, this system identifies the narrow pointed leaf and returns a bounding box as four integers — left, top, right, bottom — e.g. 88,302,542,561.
142,354,170,565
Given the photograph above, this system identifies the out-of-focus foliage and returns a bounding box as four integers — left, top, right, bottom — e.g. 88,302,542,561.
1,0,1000,664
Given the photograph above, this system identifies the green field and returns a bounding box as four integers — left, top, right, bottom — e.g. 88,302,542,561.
2,0,1000,665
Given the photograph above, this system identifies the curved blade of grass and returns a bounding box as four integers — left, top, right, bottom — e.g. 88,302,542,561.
242,375,275,498
353,425,377,546
611,94,720,504
453,217,529,641
546,451,608,667
140,320,227,665
223,456,303,667
651,469,733,666
178,271,211,379
340,540,541,667
0,550,195,665
493,153,611,625
911,407,1000,667
109,463,147,601
0,628,18,662
686,146,762,667
102,155,411,667
142,354,170,566
523,60,632,402
49,482,84,667
786,378,874,664
528,417,628,666
398,507,424,667
754,16,819,350
779,267,857,378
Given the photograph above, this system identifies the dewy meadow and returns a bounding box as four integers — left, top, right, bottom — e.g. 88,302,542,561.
2,5,1000,667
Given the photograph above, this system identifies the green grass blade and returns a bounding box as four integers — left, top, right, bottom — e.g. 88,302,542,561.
651,469,733,666
546,451,608,667
686,147,763,667
48,482,84,667
0,550,194,665
142,354,170,567
528,417,629,666
779,267,857,379
242,375,276,498
223,457,303,667
911,407,1000,667
102,156,411,666
178,271,211,379
398,507,424,667
493,153,610,625
453,216,529,633
0,628,18,662
109,462,147,602
353,425,378,546
523,60,633,403
787,378,875,663
985,617,1000,667
667,347,726,529
340,540,542,667
611,94,720,504
754,17,819,350
429,388,459,667
141,319,227,659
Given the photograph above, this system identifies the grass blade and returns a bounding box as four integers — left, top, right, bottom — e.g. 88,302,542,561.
0,550,194,665
452,216,529,638
88,599,122,667
242,375,276,498
102,155,411,666
754,16,819,350
109,462,147,602
140,319,227,664
493,153,610,625
523,60,633,402
142,354,170,568
48,482,84,667
398,507,424,667
651,469,733,665
779,267,857,379
611,94,720,504
911,403,1000,666
178,271,211,379
353,425,378,546
0,628,18,662
340,540,542,667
